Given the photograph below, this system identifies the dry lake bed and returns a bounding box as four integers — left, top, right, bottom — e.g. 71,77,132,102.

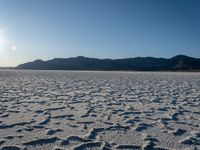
0,70,199,150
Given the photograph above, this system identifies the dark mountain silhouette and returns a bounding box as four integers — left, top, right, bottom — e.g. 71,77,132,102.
16,55,200,71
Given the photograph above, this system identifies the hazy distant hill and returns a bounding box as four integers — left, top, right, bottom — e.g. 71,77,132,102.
16,55,200,71
0,67,14,69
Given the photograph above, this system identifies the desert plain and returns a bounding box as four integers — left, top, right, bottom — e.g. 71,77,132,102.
0,70,199,150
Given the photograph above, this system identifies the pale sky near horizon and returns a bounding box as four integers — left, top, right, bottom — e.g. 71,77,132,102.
0,0,200,67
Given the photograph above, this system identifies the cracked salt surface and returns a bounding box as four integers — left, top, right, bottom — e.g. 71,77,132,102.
0,70,199,150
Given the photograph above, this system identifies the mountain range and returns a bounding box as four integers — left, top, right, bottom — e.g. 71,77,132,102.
16,55,200,71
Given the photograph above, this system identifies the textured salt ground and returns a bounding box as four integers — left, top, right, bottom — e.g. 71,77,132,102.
0,70,200,150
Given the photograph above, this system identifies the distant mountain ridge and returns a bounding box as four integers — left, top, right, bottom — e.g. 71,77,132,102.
16,55,200,71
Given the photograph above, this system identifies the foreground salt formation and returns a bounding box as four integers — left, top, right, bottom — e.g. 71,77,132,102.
0,70,199,150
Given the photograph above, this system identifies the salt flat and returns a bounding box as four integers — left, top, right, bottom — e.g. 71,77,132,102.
0,70,199,150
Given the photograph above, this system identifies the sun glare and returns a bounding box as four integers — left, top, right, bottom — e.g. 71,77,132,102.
0,35,4,46
11,46,17,50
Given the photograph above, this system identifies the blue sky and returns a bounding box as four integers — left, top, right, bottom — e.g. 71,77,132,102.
0,0,199,66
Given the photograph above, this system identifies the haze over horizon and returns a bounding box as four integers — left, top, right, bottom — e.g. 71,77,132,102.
0,0,200,67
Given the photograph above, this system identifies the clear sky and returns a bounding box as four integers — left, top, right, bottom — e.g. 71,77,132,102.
0,0,200,66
